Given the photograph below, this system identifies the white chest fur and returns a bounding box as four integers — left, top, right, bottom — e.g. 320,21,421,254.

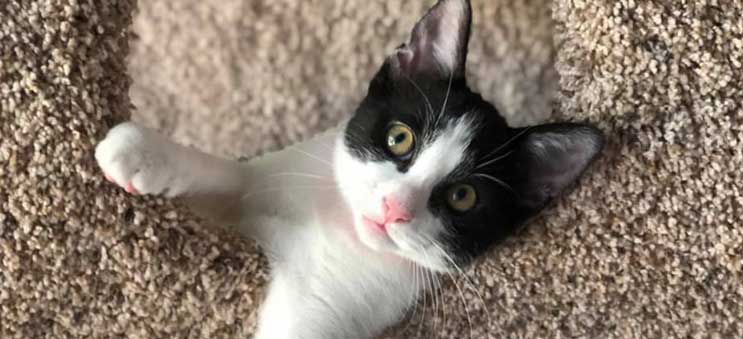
237,131,422,339
253,224,418,339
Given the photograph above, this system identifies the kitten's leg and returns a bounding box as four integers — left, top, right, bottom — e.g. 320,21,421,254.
95,122,247,225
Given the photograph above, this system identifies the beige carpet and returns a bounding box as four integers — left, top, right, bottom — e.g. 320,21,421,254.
1,0,741,338
128,0,557,158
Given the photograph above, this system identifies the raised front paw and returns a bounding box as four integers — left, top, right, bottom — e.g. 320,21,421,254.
95,122,179,196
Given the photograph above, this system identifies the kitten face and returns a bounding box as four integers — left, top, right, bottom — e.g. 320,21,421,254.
335,82,513,271
335,0,603,271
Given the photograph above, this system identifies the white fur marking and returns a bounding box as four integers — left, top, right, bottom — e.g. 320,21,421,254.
335,117,477,272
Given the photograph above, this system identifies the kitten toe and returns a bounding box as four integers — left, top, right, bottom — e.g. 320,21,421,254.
104,173,115,183
124,181,140,195
95,122,174,196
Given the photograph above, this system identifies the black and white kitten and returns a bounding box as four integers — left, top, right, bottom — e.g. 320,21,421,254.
95,0,603,338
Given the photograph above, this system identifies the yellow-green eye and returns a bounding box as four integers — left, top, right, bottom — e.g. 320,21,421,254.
447,184,477,212
386,122,415,157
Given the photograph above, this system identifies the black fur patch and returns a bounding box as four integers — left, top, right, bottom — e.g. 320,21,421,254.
342,0,604,265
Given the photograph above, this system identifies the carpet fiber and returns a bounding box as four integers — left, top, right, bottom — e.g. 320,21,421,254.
1,0,741,338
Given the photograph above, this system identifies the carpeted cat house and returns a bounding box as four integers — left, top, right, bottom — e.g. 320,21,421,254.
1,0,741,338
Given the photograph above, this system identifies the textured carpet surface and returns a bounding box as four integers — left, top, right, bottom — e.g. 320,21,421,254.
549,1,743,337
1,0,741,338
129,0,557,158
1,1,264,338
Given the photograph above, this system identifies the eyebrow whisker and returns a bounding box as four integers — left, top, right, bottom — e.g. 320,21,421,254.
479,126,534,163
472,173,517,196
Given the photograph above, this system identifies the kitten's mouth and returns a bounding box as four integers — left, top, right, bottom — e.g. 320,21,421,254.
362,216,388,234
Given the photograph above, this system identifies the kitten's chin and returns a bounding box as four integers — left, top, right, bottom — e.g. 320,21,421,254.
349,216,456,273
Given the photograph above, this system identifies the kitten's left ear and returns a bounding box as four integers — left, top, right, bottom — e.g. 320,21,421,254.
391,0,473,79
510,124,605,210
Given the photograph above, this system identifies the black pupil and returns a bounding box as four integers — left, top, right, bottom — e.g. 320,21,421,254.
393,132,406,145
454,188,468,201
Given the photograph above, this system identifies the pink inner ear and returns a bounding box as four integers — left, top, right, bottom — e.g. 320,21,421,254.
394,47,417,74
395,0,471,77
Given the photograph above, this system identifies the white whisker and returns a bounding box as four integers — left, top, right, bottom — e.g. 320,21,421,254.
479,126,534,162
443,262,473,339
473,173,517,195
319,139,337,152
240,185,336,202
475,150,514,170
289,147,333,167
266,172,334,181
415,263,428,338
422,251,441,339
431,72,455,133
402,262,421,334
429,241,493,339
433,271,446,335
404,75,435,120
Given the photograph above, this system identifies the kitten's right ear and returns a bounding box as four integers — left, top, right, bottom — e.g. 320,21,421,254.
389,0,473,80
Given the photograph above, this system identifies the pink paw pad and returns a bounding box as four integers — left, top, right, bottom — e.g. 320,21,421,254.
124,182,139,195
104,174,115,183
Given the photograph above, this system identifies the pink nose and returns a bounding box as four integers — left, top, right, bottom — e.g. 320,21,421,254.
383,196,412,224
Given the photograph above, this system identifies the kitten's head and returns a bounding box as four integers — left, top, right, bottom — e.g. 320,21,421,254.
335,0,603,271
